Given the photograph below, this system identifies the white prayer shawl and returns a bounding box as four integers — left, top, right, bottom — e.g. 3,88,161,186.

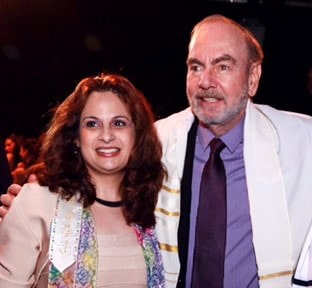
292,225,312,287
155,100,312,288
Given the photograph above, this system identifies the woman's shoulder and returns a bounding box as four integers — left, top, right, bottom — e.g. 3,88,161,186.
0,183,58,245
14,183,58,219
18,183,56,199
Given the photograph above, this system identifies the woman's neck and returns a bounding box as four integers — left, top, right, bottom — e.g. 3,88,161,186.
91,172,123,201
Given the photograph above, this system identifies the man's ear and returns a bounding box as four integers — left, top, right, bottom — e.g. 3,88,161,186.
248,63,262,98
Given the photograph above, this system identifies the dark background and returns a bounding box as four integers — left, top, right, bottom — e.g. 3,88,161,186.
0,0,311,140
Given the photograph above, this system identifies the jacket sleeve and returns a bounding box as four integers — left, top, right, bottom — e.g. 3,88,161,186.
0,184,52,287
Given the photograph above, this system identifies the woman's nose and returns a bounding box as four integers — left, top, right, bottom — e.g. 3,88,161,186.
98,128,115,143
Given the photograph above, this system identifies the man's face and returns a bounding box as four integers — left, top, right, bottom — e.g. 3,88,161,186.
186,21,261,135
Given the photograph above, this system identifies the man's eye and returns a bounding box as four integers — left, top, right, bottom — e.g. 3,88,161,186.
218,64,230,71
189,64,201,72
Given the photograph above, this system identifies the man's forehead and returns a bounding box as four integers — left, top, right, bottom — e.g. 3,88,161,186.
189,22,247,56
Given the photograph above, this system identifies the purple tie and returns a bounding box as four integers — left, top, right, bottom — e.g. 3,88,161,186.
192,138,226,288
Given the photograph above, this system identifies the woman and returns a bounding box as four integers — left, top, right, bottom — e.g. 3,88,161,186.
4,133,22,172
0,138,12,196
12,137,41,185
0,73,166,287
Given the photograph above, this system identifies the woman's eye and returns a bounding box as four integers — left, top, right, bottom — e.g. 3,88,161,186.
114,120,126,127
86,120,99,128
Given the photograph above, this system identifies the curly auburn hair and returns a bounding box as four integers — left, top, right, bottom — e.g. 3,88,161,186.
38,73,166,229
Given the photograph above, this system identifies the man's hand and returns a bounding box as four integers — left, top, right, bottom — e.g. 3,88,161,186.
0,173,38,222
0,184,22,220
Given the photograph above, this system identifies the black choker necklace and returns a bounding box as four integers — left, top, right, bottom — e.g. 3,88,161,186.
95,197,123,208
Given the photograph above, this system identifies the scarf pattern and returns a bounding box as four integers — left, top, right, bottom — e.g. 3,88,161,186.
134,225,165,288
49,197,164,287
49,208,98,288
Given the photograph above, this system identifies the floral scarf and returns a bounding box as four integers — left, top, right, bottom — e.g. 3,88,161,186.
48,197,165,287
134,224,165,287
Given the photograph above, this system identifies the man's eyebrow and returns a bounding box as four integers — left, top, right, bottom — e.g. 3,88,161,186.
186,54,236,67
186,57,203,66
211,54,236,65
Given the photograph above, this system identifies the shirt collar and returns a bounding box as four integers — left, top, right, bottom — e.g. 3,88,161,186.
198,115,245,153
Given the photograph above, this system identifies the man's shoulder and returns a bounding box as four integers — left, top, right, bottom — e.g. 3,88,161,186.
251,103,312,129
155,107,194,133
254,103,312,121
249,103,312,143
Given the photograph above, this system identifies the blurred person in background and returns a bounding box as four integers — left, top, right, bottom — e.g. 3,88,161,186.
12,136,41,185
4,134,22,173
0,138,12,197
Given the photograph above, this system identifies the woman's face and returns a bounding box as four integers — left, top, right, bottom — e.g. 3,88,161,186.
77,91,135,178
5,138,15,154
19,146,27,160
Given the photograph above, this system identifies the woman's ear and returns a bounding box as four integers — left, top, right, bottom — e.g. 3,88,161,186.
74,139,80,148
248,63,262,98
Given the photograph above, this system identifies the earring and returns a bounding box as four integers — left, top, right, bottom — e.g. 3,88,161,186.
74,145,79,155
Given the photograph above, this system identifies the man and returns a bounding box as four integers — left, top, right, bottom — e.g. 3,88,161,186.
2,15,312,288
154,15,312,288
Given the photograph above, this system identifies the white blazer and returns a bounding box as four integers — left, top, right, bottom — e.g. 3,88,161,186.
155,100,312,288
292,215,312,287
